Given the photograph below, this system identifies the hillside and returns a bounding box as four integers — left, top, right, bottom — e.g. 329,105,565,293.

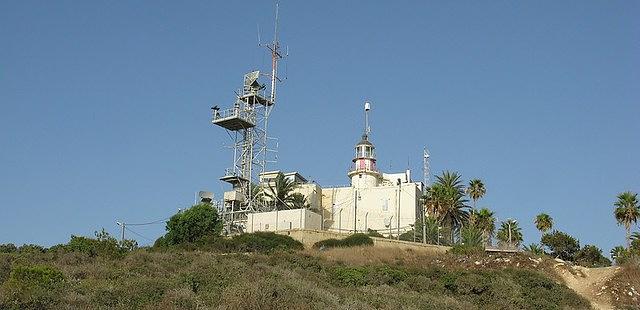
0,243,595,309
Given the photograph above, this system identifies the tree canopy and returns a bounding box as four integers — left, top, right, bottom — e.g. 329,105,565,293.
541,230,580,261
160,203,223,246
614,191,640,248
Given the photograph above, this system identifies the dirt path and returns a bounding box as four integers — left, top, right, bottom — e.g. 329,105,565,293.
555,264,621,309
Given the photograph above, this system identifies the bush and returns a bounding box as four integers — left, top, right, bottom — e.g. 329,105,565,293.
63,229,134,259
449,227,484,255
524,243,545,256
541,230,580,261
0,265,65,309
313,233,373,249
450,244,485,256
574,245,611,267
366,229,384,238
17,244,45,254
162,203,223,246
0,244,17,254
340,234,374,247
230,232,303,253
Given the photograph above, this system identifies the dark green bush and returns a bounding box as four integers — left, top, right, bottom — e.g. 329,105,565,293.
163,203,223,246
313,238,341,249
449,244,484,255
63,229,134,259
333,266,369,286
0,265,65,309
0,244,17,254
366,229,384,238
230,232,303,253
17,244,45,254
340,234,374,247
575,244,611,267
541,230,580,261
313,233,373,249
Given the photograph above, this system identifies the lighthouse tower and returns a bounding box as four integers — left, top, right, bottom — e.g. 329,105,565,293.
348,102,381,188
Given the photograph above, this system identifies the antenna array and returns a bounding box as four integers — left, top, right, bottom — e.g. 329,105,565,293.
211,3,285,233
423,147,430,189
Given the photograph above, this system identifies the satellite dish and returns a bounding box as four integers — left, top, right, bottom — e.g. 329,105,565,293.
244,71,261,89
384,217,391,227
364,101,371,111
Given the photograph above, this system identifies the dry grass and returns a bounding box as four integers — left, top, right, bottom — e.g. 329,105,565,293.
606,264,640,308
306,246,445,267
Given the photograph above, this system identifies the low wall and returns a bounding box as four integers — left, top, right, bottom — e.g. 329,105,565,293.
276,229,450,254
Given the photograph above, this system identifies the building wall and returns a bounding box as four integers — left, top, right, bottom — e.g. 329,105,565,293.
247,208,322,232
275,229,450,254
293,183,322,210
320,182,422,236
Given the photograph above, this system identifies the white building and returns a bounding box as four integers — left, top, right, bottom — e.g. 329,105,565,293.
319,130,422,236
232,102,423,237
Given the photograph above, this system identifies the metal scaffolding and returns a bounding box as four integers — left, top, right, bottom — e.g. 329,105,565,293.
211,4,284,234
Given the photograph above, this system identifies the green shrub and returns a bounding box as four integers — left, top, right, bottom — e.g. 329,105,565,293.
0,255,11,284
524,243,545,256
449,244,484,255
459,226,484,248
230,232,304,253
541,230,580,261
0,244,17,254
313,233,373,249
63,229,133,259
313,238,341,249
574,245,611,267
366,229,384,238
163,203,223,246
0,265,65,309
367,266,408,285
17,244,45,254
340,234,374,247
333,266,368,286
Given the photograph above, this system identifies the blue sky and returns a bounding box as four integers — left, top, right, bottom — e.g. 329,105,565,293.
1,1,638,252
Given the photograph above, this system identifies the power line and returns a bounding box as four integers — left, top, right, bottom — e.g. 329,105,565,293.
124,226,154,242
125,217,171,226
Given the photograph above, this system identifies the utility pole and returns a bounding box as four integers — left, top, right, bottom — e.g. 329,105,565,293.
116,221,125,243
364,212,369,232
397,179,401,240
339,209,343,233
422,208,427,244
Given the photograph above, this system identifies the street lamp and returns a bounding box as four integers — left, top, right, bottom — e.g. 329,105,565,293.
116,221,125,242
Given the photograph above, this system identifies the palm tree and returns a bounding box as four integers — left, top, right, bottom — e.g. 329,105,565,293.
534,213,553,245
290,193,309,209
469,208,495,247
524,243,544,256
466,179,486,210
614,191,640,248
424,171,470,243
262,172,299,210
496,219,522,248
610,246,628,264
631,232,640,251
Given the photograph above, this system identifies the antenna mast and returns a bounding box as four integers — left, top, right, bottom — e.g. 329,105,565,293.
211,2,286,233
423,147,430,189
364,101,371,136
258,1,285,174
268,2,281,105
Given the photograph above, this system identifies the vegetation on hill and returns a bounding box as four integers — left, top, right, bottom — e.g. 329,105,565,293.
313,233,373,249
0,243,594,309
